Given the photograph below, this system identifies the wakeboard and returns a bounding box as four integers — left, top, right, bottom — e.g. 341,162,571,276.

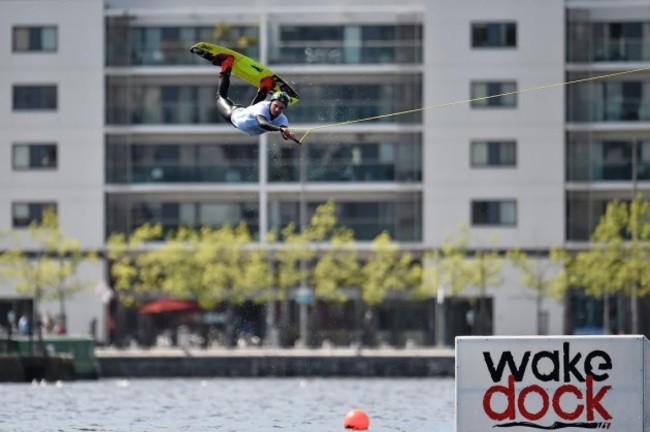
190,42,300,106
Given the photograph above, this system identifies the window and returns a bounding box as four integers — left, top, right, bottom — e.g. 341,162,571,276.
12,143,57,170
471,81,517,108
471,141,516,167
12,202,57,228
471,200,516,226
13,85,57,111
472,22,516,48
13,26,57,52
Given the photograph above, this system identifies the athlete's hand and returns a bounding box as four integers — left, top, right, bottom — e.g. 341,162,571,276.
280,128,300,145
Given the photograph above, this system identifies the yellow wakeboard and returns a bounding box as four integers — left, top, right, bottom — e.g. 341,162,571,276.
190,42,300,106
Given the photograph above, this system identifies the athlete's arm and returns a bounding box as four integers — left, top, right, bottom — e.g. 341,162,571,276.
255,114,300,144
280,127,299,143
255,114,283,132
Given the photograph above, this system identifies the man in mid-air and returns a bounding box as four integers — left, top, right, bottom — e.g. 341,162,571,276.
214,55,299,143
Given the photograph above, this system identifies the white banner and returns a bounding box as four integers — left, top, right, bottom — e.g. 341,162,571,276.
456,335,649,432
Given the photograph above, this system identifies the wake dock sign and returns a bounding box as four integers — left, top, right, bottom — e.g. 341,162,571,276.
456,335,650,431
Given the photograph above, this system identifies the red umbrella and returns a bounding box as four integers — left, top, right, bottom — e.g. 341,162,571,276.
139,298,201,314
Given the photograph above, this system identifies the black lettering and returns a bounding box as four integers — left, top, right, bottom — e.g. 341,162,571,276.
563,342,584,382
483,351,531,382
531,350,560,381
584,350,612,382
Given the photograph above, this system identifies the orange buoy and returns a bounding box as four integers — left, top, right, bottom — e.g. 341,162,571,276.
344,409,370,430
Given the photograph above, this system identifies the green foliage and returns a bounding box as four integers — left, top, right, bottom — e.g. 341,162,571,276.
468,247,503,296
438,228,473,296
0,208,96,305
312,227,360,302
508,249,566,301
107,223,274,308
360,232,421,306
564,195,650,299
106,223,163,306
274,222,313,301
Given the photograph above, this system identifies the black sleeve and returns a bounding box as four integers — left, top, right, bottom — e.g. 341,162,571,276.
255,114,284,132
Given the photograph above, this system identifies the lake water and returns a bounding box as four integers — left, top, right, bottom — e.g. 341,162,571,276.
2,377,455,431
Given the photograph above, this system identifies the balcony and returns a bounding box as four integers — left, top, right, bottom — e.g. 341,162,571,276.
569,38,650,63
107,164,258,184
270,43,422,65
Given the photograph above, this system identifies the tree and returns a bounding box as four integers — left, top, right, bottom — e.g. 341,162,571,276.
312,226,359,302
358,231,421,346
107,222,273,346
412,249,444,346
106,223,163,306
508,248,566,335
438,229,474,297
548,198,650,335
465,240,503,336
412,229,475,345
272,200,338,346
0,208,96,346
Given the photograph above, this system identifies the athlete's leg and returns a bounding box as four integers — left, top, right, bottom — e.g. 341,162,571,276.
216,55,235,99
249,76,275,106
215,56,236,121
215,95,236,122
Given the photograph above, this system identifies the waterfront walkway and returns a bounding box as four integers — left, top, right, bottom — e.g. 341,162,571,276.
95,346,456,378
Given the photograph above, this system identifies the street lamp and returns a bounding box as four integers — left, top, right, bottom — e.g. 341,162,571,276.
630,138,639,334
297,143,311,347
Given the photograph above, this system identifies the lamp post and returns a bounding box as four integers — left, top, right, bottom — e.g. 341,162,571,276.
297,144,311,347
435,286,446,347
630,138,639,334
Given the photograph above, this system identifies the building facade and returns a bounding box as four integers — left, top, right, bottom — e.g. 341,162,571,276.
1,0,647,344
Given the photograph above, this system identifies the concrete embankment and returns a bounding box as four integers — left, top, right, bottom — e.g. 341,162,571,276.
96,347,456,378
0,355,75,382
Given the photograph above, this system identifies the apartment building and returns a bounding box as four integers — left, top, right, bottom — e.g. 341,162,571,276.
1,0,647,344
0,0,105,339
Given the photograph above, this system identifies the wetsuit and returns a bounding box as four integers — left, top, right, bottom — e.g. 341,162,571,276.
215,70,288,136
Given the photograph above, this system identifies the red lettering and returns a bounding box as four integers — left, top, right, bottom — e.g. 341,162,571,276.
483,374,612,422
586,374,612,420
483,375,515,420
518,385,548,420
553,385,584,420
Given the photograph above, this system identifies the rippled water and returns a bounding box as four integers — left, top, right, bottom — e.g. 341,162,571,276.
3,378,455,431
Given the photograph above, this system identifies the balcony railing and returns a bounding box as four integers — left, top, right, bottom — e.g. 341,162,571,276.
269,162,421,183
107,102,421,125
269,42,422,65
567,161,650,182
107,164,258,184
585,39,650,63
567,100,650,122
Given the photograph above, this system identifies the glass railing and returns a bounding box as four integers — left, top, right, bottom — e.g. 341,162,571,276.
109,222,261,240
567,100,650,122
130,46,206,67
107,102,422,125
158,223,260,239
269,162,421,183
270,220,397,241
340,222,421,242
589,39,650,62
270,44,422,65
343,222,396,241
107,164,258,184
567,161,650,182
290,103,422,124
127,45,260,67
106,104,224,125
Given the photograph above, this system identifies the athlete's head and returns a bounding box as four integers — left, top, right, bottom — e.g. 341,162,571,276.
271,91,290,108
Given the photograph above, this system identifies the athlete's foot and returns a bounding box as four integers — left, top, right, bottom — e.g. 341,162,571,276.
214,55,234,74
259,77,274,92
